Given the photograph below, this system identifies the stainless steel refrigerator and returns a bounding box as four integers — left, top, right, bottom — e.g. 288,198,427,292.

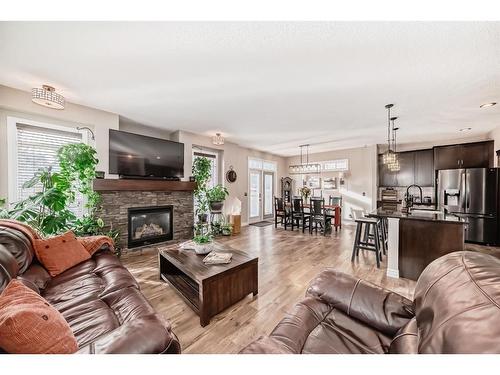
437,168,499,245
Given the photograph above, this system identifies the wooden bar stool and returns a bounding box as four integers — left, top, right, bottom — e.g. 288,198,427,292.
351,217,383,268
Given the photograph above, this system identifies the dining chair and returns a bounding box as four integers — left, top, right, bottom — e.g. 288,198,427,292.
274,197,290,229
329,195,342,207
291,196,310,233
309,197,331,235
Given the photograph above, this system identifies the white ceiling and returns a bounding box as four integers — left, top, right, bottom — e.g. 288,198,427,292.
1,22,499,156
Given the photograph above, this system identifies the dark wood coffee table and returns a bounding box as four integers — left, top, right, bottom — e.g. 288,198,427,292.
158,242,258,327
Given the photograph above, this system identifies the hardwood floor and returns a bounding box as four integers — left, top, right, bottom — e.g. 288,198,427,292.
121,223,417,353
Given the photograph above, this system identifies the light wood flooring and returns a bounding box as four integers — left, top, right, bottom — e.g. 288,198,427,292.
121,223,419,353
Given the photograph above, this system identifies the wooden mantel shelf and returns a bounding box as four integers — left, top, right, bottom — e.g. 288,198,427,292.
93,179,196,192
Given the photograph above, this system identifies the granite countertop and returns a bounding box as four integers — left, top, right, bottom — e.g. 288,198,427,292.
368,205,466,224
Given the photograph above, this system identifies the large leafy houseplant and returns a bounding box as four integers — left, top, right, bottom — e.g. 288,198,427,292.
192,156,212,221
1,143,120,251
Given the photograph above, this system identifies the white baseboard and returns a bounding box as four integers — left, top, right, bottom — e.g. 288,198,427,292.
386,268,400,279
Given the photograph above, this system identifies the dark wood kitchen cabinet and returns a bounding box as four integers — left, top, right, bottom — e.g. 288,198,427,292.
378,154,398,187
414,149,434,186
433,141,493,170
378,149,434,187
396,151,415,187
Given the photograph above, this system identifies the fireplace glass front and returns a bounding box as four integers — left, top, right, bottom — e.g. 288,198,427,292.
127,205,173,248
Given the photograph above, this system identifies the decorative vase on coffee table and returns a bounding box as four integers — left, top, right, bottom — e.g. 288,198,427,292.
193,241,214,255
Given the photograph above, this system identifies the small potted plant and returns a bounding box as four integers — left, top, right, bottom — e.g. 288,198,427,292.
207,184,229,212
192,233,214,254
192,223,213,254
221,223,233,236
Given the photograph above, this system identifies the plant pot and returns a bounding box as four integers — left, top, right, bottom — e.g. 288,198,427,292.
222,229,232,236
193,241,214,255
209,201,224,212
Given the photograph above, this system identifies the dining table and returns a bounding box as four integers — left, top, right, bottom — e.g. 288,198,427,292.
285,202,342,231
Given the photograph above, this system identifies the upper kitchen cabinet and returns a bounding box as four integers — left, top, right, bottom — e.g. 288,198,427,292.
396,151,415,187
414,149,434,186
433,141,493,170
378,154,398,187
378,149,434,187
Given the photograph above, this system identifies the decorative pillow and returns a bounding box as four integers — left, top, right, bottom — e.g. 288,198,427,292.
33,231,91,277
0,279,78,354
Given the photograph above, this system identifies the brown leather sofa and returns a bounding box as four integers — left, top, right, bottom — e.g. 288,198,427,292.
0,226,181,354
242,251,500,354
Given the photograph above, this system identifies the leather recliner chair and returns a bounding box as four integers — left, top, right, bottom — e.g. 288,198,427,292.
0,225,181,354
241,251,500,354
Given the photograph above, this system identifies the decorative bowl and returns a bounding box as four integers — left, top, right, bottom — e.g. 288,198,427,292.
193,241,214,255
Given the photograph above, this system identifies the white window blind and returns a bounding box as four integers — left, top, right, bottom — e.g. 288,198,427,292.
16,123,83,216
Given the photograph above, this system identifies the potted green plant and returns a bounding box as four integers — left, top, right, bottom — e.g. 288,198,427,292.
192,223,213,254
221,223,233,236
207,184,229,212
192,157,212,222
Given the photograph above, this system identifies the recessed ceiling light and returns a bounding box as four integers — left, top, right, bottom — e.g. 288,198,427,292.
480,102,496,108
459,127,472,132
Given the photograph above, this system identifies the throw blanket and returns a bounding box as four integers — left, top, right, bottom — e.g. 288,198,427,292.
0,219,114,256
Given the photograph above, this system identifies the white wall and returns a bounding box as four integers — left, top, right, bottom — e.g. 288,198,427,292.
0,85,120,200
286,145,378,220
172,130,287,224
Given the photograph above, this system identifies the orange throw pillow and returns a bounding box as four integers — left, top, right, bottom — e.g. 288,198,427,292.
0,280,78,354
34,231,91,277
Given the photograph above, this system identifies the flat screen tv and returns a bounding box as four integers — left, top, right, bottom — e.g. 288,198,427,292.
109,129,184,179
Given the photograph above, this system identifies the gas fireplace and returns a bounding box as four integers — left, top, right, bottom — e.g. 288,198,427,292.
127,205,173,248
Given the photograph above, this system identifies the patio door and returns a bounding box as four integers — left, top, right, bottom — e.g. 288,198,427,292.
249,169,262,223
263,171,274,219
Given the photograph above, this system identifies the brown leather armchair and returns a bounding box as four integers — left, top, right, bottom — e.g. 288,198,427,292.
0,226,181,354
242,251,500,354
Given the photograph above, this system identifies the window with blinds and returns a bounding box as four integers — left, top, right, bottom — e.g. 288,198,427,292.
15,123,83,216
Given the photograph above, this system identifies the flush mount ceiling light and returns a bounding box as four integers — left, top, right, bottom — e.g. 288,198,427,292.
212,133,224,145
32,85,65,110
480,102,497,108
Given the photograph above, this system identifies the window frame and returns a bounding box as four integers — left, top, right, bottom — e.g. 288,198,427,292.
7,116,89,208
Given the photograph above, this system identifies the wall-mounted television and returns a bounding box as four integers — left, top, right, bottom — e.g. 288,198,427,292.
109,129,184,179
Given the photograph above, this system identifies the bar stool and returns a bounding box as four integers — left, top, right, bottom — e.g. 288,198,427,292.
351,217,383,268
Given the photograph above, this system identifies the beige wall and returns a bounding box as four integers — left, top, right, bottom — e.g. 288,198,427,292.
488,126,500,167
172,131,287,224
0,85,120,200
286,145,378,220
119,117,172,140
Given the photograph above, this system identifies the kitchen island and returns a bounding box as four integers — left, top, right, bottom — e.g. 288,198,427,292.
368,206,466,280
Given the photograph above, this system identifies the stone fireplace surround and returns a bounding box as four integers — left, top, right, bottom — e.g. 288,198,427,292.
94,180,195,250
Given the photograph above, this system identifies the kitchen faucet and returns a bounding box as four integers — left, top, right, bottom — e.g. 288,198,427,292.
405,184,423,208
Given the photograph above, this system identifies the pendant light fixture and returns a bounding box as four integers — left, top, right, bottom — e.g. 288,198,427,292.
32,85,65,110
382,104,396,165
388,117,400,172
288,144,321,174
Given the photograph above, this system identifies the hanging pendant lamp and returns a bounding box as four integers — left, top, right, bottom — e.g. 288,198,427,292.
382,104,396,165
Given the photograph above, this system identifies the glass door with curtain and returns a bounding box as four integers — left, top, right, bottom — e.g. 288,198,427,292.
249,169,261,223
263,171,274,219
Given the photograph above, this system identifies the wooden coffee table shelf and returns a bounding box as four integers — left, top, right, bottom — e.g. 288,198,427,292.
158,243,258,326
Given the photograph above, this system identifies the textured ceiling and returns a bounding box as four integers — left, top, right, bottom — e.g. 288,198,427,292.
0,22,499,156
